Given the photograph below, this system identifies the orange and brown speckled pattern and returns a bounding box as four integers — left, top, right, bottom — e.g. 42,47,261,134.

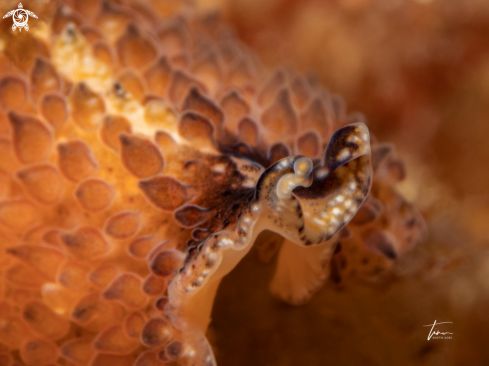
0,0,425,365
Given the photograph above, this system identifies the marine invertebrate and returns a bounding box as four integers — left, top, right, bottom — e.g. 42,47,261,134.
0,1,425,365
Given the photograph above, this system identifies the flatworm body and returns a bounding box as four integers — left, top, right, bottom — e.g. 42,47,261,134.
0,1,426,365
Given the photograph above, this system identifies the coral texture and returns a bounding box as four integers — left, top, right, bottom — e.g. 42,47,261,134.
0,1,425,365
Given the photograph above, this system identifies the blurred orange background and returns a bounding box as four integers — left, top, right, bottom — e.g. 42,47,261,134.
198,0,489,364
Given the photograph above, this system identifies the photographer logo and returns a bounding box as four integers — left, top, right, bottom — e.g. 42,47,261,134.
3,3,38,32
423,320,453,340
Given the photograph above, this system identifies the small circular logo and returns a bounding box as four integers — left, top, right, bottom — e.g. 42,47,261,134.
3,3,38,32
